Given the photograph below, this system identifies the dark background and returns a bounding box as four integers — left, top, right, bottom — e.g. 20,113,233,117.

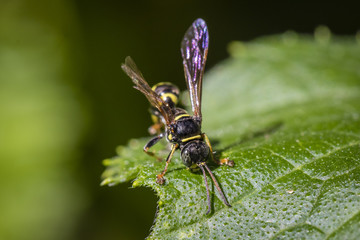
0,0,358,239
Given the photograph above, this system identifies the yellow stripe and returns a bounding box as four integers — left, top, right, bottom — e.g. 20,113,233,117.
151,82,172,91
175,114,190,121
161,92,178,105
181,135,202,143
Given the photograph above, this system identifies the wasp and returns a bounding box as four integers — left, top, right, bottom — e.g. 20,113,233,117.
121,18,234,214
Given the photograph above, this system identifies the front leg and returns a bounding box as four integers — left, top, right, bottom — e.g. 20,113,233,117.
202,133,234,167
144,133,164,161
156,143,179,184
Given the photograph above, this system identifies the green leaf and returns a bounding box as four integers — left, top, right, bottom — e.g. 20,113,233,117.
102,33,360,239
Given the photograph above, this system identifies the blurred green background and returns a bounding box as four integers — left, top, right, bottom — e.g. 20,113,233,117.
0,0,358,239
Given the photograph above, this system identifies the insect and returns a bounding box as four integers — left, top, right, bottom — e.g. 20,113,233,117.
121,18,234,214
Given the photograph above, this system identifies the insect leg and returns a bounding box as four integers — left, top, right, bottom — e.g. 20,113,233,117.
202,133,234,167
198,164,212,214
144,133,164,161
156,143,178,184
202,133,215,162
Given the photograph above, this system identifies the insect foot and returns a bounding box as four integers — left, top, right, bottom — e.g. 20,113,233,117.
220,158,235,167
156,175,166,185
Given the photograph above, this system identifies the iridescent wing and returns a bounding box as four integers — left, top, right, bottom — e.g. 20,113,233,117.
181,18,209,121
121,56,174,125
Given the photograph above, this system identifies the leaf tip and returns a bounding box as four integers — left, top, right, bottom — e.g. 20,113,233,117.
100,178,113,186
102,158,112,166
314,25,331,44
132,179,142,188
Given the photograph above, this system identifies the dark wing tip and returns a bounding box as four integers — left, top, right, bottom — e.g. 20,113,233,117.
124,56,132,64
194,18,206,26
121,56,132,72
